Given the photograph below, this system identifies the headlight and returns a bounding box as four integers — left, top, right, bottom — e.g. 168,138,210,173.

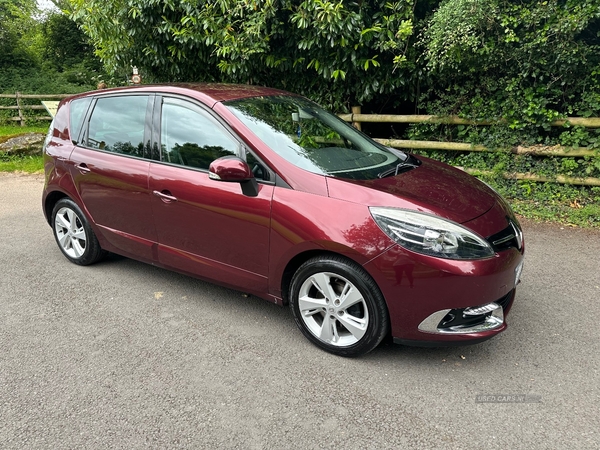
370,207,494,260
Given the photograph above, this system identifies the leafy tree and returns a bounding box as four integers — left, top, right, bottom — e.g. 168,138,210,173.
67,0,416,109
0,1,108,96
0,0,39,68
419,0,600,135
42,12,96,71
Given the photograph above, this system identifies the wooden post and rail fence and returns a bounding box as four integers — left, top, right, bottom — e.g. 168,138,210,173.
1,93,599,186
340,107,600,187
0,93,70,126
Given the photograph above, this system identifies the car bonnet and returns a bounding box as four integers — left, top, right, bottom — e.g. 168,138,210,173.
326,156,498,224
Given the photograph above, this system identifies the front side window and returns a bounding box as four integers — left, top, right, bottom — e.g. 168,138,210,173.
86,95,148,157
160,98,239,170
225,96,406,180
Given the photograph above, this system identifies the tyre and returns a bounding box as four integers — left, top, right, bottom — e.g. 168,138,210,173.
51,198,105,266
289,255,389,356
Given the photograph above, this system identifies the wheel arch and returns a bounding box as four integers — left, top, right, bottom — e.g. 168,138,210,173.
285,250,392,356
280,249,381,307
43,190,69,225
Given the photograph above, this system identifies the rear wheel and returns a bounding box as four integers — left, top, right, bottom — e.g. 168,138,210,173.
51,198,105,265
289,256,389,357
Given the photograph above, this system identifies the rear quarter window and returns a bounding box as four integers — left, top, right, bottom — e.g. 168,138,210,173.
86,95,149,157
69,97,92,144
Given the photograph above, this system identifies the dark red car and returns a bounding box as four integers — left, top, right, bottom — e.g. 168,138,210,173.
42,84,524,356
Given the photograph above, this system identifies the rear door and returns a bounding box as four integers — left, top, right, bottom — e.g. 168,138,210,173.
148,96,273,293
68,94,158,261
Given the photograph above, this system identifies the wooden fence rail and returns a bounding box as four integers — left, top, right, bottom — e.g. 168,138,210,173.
372,138,596,158
338,112,600,128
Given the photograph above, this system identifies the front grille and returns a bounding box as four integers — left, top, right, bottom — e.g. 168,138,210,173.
487,219,523,252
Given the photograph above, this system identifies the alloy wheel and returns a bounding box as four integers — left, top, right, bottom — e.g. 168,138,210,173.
297,272,369,347
54,206,87,259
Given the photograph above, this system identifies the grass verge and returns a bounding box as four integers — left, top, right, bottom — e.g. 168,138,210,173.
0,124,47,173
0,124,48,138
0,154,44,173
511,199,600,229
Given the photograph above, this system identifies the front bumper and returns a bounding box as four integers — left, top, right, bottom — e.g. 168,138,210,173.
363,196,525,346
392,289,515,347
363,212,524,346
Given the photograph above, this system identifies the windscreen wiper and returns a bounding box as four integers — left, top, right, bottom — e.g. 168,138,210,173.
378,153,421,178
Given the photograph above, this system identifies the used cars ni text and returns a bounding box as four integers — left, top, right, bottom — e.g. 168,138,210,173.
42,84,525,356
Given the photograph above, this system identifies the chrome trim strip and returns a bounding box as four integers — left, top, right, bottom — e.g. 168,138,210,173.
418,309,451,334
464,302,500,316
511,221,523,250
492,234,515,246
418,304,504,334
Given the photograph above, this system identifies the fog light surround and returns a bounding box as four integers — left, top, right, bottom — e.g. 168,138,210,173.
418,302,504,334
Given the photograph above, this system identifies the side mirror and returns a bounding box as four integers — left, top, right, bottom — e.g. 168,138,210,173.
208,156,258,197
209,155,254,182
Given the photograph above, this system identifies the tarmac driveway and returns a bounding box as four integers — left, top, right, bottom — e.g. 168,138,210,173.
0,173,598,449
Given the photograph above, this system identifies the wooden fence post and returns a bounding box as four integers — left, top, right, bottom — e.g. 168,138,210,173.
351,106,361,131
15,92,25,127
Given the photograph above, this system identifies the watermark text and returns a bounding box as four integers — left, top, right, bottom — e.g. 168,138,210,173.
475,394,542,403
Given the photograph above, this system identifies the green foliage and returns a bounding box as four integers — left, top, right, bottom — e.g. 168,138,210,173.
501,184,600,228
0,0,113,94
0,66,98,94
422,0,497,71
419,0,600,131
68,0,416,109
0,0,40,68
42,12,100,72
0,5,113,124
0,63,104,124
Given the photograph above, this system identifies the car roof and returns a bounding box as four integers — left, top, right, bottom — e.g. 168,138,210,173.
66,83,296,105
174,83,294,102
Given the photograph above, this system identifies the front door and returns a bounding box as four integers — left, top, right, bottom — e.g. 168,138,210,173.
148,97,273,293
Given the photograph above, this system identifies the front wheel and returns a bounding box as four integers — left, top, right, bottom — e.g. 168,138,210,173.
289,256,389,357
51,198,105,266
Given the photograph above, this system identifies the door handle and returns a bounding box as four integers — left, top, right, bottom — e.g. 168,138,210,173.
153,190,178,202
75,163,91,174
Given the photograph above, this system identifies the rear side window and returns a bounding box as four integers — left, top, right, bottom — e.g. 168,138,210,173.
86,96,149,157
160,98,239,170
69,97,92,144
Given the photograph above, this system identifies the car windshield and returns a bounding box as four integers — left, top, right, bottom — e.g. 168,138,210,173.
224,95,405,180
